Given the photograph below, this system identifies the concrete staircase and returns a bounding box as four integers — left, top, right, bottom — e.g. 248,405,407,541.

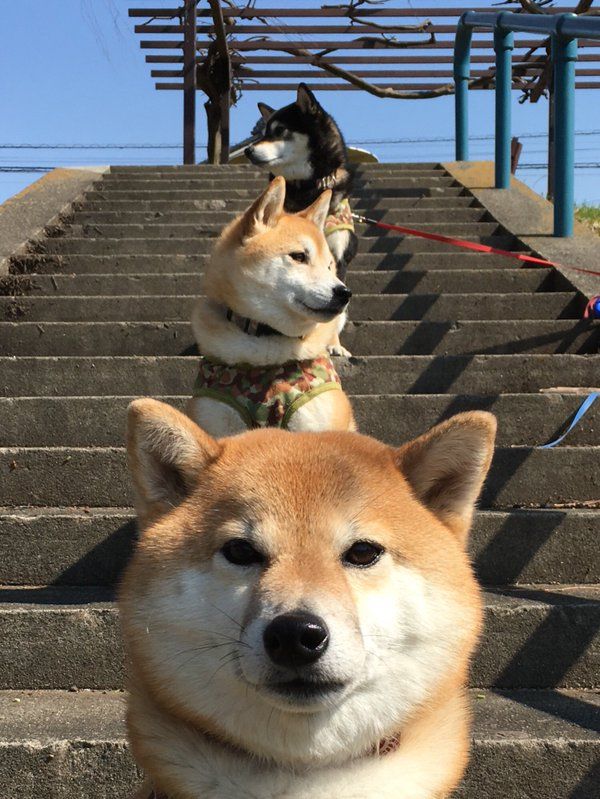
0,162,599,798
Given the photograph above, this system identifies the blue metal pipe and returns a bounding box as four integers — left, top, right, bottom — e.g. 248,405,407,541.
453,9,600,236
493,11,558,35
494,14,514,189
546,14,600,39
553,15,578,237
454,14,473,161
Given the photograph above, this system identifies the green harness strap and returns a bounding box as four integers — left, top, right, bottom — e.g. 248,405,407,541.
193,355,342,430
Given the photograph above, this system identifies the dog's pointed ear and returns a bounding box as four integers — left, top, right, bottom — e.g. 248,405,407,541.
257,102,274,121
241,176,286,240
127,399,221,529
296,83,320,114
395,412,496,544
296,189,332,232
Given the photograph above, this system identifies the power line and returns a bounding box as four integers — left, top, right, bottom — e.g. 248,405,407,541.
0,144,205,150
350,131,600,144
2,163,599,173
518,162,600,169
0,166,54,173
1,130,600,149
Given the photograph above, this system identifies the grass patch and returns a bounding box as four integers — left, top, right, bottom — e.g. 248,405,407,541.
575,204,600,234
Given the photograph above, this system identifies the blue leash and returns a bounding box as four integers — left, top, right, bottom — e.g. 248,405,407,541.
538,392,599,448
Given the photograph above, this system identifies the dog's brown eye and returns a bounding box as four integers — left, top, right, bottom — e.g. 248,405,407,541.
290,251,307,263
343,541,384,568
221,538,265,567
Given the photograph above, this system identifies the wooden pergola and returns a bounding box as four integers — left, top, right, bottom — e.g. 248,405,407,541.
128,2,600,164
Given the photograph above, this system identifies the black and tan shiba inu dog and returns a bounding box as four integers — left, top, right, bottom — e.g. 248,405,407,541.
245,84,359,284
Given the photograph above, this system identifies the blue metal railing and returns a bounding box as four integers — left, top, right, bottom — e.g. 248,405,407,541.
454,11,600,237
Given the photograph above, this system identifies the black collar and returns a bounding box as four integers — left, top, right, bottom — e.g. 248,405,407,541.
287,168,346,194
224,307,304,340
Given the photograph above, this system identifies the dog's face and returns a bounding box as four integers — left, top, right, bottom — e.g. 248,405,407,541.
204,176,351,336
121,401,494,765
245,85,323,180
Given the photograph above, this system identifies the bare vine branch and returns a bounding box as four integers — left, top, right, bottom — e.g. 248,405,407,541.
275,45,495,98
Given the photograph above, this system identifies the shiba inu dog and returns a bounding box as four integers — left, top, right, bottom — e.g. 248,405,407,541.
121,398,495,799
245,84,359,283
188,176,355,437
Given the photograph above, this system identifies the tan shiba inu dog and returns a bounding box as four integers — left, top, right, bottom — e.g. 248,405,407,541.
188,176,355,438
120,398,496,799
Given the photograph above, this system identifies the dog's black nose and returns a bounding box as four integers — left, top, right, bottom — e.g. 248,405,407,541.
333,285,352,304
244,146,254,158
263,612,329,668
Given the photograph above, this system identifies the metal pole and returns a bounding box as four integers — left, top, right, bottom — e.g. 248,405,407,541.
553,15,578,237
183,1,197,165
547,73,555,202
454,16,473,161
494,15,514,189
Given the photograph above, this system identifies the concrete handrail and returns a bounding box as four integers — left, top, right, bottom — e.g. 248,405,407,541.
454,11,600,237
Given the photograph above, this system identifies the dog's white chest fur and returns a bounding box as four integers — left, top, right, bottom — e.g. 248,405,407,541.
142,701,466,799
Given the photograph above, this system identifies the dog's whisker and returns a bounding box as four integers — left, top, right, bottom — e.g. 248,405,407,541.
205,599,244,631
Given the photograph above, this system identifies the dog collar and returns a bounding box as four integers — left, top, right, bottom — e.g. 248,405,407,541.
376,734,401,756
224,307,303,340
147,734,401,796
288,167,348,194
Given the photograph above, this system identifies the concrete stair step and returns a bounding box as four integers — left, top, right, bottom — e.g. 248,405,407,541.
3,393,595,448
84,186,466,201
104,165,444,177
3,688,597,799
75,195,478,212
0,320,596,356
43,230,511,254
95,176,457,190
0,446,598,508
69,207,489,225
2,354,597,397
58,221,502,239
2,268,566,297
1,293,583,323
2,506,597,587
108,162,441,171
11,251,531,273
0,584,598,690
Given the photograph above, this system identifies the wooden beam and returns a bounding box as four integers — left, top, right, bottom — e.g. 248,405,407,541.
151,67,600,80
140,38,600,51
129,7,573,18
182,0,196,164
207,0,232,164
225,67,600,79
135,24,459,35
156,81,600,91
146,53,600,65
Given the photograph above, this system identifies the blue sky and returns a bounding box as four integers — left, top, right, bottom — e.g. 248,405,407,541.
2,0,599,205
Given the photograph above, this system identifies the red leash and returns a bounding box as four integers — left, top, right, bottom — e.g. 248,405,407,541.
352,213,600,279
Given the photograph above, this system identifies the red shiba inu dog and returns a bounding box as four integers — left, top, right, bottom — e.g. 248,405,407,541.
188,176,355,437
120,399,495,799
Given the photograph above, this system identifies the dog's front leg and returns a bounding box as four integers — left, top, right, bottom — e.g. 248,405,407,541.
327,311,352,358
287,388,356,432
187,397,249,438
326,228,358,284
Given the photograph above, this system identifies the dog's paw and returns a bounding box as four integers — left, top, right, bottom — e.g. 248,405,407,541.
327,343,352,358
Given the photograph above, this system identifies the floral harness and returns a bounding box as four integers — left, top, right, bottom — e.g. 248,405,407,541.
193,355,342,430
324,197,355,237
